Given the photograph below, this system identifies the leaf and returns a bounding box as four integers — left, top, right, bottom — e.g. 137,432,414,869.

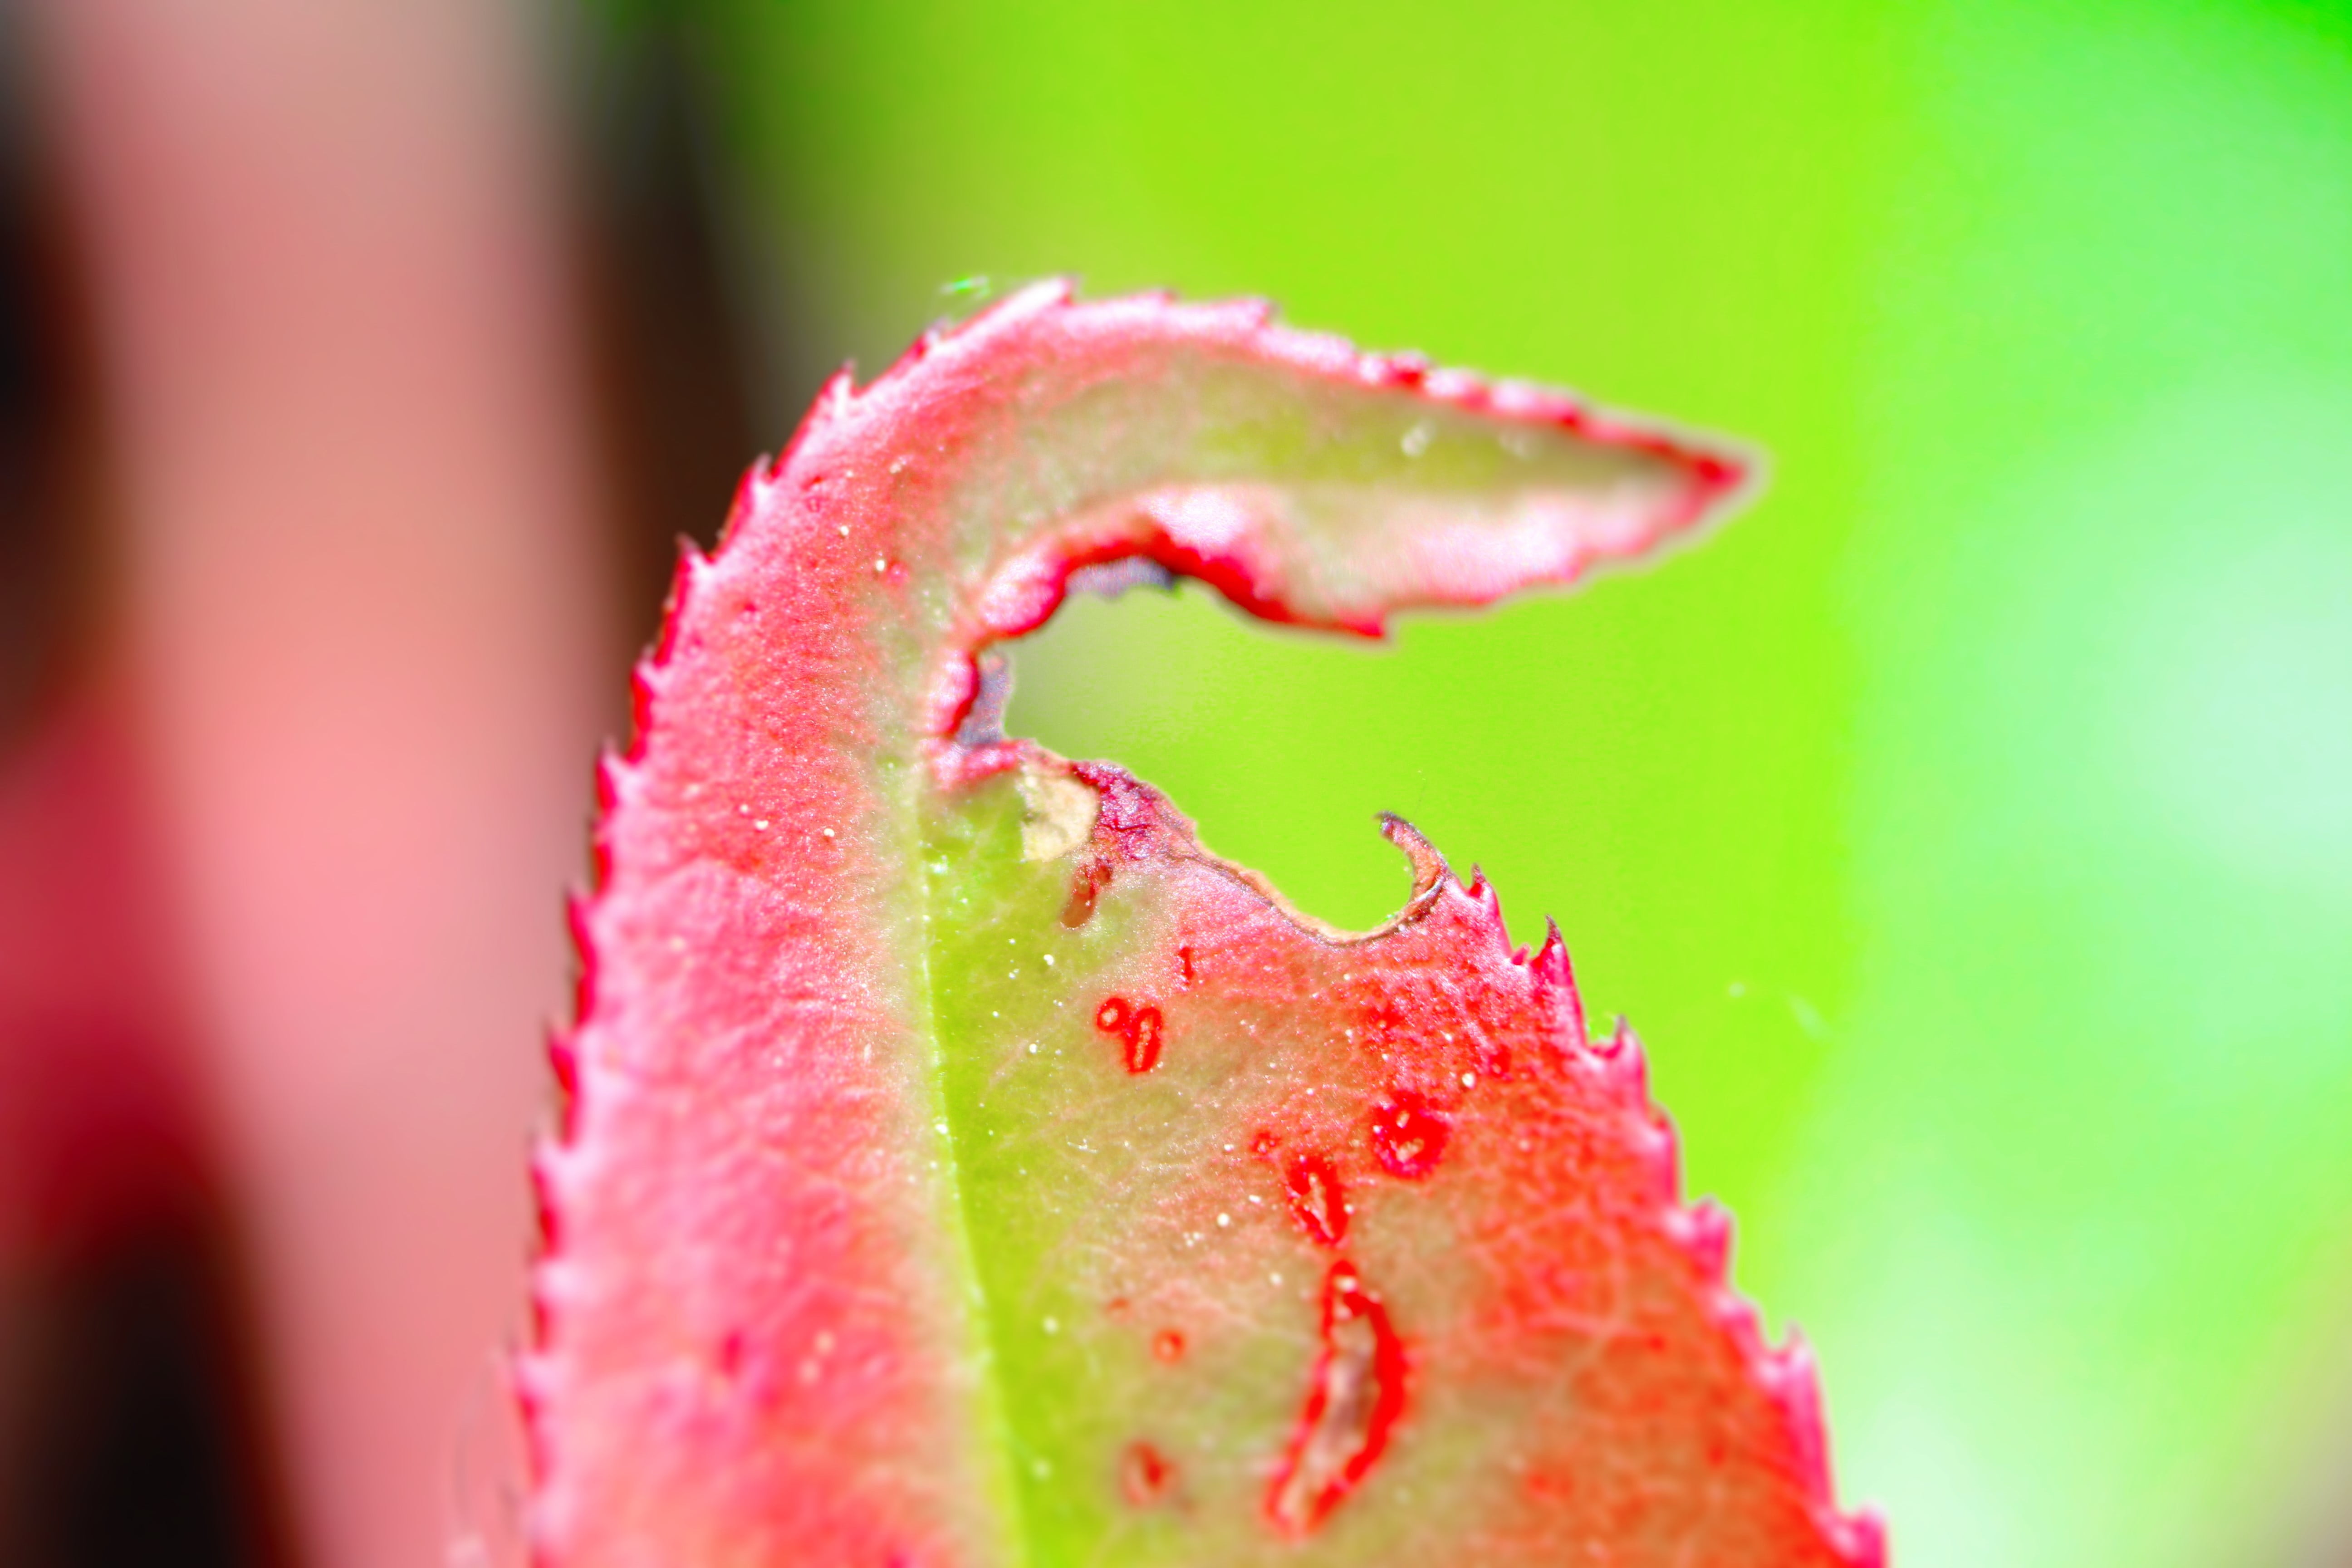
525,283,1884,1567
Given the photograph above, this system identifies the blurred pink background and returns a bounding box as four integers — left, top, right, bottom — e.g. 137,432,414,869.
0,3,742,1563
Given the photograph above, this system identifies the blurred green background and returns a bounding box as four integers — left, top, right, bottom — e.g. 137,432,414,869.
644,2,2352,1561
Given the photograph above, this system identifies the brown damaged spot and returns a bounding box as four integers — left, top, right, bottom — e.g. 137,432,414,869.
1017,761,1098,862
1056,763,1454,947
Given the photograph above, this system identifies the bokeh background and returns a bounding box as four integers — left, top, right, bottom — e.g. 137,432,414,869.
0,2,2348,1565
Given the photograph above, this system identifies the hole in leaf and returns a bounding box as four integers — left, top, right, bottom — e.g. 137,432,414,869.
1004,577,1431,932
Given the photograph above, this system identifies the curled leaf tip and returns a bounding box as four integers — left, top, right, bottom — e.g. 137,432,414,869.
528,288,1876,1568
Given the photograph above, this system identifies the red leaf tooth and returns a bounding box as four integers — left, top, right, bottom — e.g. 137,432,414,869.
1527,915,1588,1051
1663,1197,1735,1279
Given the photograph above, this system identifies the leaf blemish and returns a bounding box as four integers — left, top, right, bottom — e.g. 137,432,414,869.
1093,995,1166,1074
1121,1441,1177,1507
1369,1089,1450,1180
1268,1261,1406,1537
1281,1152,1349,1247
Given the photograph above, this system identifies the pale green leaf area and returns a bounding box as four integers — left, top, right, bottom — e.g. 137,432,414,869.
916,761,1844,1566
919,779,1491,1566
667,0,2352,1561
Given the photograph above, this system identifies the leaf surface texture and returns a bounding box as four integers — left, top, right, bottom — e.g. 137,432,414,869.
528,284,1883,1568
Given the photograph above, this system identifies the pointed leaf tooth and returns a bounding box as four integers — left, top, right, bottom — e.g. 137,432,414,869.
1707,1288,1768,1356
1529,916,1588,1049
1362,348,1432,388
812,363,859,422
1596,1011,1640,1059
546,1030,579,1117
1700,1309,1884,1568
1486,376,1577,421
641,535,710,676
531,1122,570,1245
1829,1509,1891,1568
1635,1107,1681,1201
1423,365,1485,402
564,890,600,1022
1463,861,1499,914
753,369,859,505
1664,1196,1734,1279
1616,1031,1653,1101
907,322,948,370
1608,1029,1665,1114
592,744,629,812
1759,1333,1834,1496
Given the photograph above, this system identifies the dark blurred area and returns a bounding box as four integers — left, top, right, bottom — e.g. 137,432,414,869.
0,4,760,1563
569,16,759,658
0,0,81,746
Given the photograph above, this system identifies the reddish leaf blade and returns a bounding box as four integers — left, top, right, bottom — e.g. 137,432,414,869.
525,283,1882,1567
